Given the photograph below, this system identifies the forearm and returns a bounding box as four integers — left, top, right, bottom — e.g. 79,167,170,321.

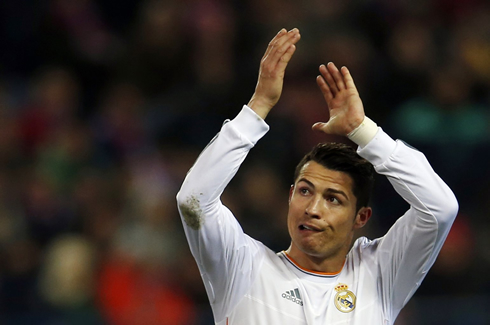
359,128,458,314
358,129,458,225
177,106,269,234
177,106,269,221
176,106,269,318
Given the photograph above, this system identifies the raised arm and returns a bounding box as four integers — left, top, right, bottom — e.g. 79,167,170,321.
312,60,457,221
313,62,458,319
176,28,300,322
178,28,300,227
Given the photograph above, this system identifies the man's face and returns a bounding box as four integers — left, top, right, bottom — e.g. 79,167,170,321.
287,161,369,265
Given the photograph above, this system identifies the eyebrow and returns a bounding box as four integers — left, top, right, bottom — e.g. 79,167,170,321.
297,178,349,201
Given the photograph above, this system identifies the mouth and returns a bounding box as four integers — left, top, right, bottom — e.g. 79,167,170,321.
299,224,322,232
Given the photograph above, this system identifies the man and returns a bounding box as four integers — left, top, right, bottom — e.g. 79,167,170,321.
177,28,458,324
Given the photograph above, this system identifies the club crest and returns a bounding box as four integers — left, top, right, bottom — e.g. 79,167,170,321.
334,283,356,313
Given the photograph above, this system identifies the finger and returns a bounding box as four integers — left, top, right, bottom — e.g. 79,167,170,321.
275,32,300,73
275,44,298,74
312,121,332,134
265,29,292,60
320,63,339,95
262,29,287,61
316,71,333,102
327,62,346,91
312,122,325,131
340,66,358,91
268,29,300,69
261,29,294,72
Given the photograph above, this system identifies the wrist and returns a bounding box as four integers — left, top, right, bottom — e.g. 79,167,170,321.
347,116,378,148
247,96,272,120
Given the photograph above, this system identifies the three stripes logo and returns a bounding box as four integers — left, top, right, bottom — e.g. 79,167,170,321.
282,288,303,306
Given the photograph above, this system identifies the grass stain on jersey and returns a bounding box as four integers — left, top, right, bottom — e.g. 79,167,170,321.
179,195,203,230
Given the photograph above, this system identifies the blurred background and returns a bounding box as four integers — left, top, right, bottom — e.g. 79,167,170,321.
0,0,489,324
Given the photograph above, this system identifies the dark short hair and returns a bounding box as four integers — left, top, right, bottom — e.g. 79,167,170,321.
293,143,375,211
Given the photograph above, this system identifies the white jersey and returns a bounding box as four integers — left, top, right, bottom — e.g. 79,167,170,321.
176,106,458,325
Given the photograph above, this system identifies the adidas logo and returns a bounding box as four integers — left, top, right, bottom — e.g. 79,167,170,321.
282,288,303,306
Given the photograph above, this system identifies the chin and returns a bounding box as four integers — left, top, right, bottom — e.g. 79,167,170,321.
297,242,325,258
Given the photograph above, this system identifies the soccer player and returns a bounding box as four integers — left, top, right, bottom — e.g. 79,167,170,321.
177,28,458,324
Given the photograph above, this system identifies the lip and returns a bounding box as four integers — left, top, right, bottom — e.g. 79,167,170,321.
299,223,322,232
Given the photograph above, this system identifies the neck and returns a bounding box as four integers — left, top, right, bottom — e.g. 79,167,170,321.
285,239,352,274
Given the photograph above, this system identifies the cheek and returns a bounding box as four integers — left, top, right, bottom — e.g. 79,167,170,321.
288,197,304,214
286,203,302,229
327,210,356,229
286,209,297,230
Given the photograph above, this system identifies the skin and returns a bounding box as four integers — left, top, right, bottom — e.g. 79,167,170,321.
248,28,301,119
313,62,366,135
286,162,371,273
248,28,372,273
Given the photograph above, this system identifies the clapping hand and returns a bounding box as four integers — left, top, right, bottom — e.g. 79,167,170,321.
313,63,366,136
248,28,301,119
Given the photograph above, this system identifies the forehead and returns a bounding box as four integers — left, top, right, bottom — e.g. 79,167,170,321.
296,161,354,194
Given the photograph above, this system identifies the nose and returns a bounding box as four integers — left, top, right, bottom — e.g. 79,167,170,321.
305,195,322,219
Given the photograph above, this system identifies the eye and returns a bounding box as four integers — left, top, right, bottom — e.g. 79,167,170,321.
299,187,310,195
327,196,341,205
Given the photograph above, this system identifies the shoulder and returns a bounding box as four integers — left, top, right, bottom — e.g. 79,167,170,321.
348,236,381,263
352,236,378,250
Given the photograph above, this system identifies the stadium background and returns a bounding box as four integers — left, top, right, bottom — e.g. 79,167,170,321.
0,0,489,324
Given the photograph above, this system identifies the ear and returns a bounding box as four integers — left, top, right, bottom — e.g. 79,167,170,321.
289,185,294,203
353,207,372,229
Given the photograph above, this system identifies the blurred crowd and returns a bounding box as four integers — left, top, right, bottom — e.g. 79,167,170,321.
0,0,489,324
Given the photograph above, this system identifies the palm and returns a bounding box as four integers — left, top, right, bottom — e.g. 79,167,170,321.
313,63,365,136
248,29,301,119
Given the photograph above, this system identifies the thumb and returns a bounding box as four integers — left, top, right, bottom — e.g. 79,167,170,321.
312,122,330,133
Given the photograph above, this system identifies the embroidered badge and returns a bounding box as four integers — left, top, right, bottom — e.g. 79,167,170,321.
334,283,356,313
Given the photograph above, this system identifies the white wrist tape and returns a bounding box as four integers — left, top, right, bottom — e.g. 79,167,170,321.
347,116,378,148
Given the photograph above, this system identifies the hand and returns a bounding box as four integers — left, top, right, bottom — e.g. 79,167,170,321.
313,62,365,136
248,28,301,119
